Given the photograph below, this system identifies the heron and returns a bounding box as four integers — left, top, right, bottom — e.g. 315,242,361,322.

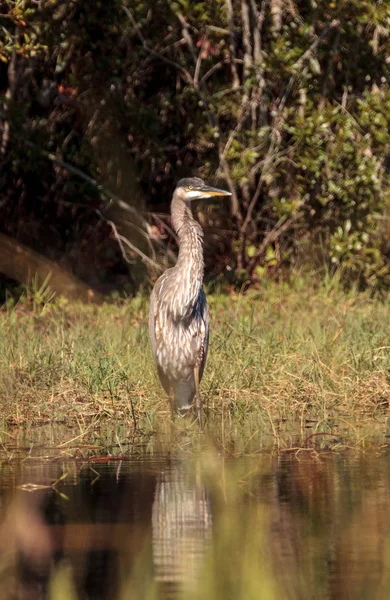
149,177,231,429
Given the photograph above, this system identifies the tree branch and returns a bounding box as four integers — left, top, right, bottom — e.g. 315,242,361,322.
247,213,302,276
96,211,162,272
226,0,240,89
122,6,194,87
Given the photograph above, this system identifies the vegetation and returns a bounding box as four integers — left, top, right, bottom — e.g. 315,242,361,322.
0,0,389,294
0,277,390,448
2,5,390,591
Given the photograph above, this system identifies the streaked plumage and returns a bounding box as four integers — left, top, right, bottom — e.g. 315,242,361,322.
149,177,231,428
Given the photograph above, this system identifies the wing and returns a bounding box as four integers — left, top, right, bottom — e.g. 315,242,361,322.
149,272,174,396
149,275,209,383
196,288,210,381
149,270,172,363
148,288,157,361
149,275,163,362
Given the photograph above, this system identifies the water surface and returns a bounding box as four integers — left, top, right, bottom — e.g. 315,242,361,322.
1,430,390,599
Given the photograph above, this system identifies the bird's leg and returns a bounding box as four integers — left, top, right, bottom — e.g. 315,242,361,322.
168,389,175,418
194,365,202,432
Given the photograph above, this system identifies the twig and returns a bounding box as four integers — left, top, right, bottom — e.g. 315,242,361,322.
22,138,144,220
200,57,243,86
247,213,302,276
220,100,252,159
226,0,240,89
123,6,240,224
218,149,243,223
194,34,207,89
206,25,230,35
211,84,244,98
122,6,194,87
123,6,215,128
1,50,16,157
334,100,366,135
277,19,340,114
57,420,97,447
240,129,281,236
176,13,198,67
98,213,162,271
249,146,294,179
240,18,340,256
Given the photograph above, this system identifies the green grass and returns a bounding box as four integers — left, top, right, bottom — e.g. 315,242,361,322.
1,276,390,450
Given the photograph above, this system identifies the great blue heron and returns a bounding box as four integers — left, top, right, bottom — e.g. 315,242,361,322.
149,177,231,429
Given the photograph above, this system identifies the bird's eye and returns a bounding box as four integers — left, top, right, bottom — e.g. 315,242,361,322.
188,185,194,190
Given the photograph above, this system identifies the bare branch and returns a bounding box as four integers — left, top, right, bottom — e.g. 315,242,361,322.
241,128,281,236
1,50,16,157
200,57,244,86
43,149,145,222
270,0,283,36
98,213,162,272
220,100,252,160
218,149,243,224
123,6,242,225
277,19,340,114
122,6,194,87
194,34,207,89
247,213,302,276
226,0,240,89
249,0,267,64
15,135,165,272
241,0,252,83
205,25,230,35
240,17,341,257
334,99,366,135
176,13,198,66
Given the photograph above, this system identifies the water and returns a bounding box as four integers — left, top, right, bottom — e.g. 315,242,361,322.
1,432,390,599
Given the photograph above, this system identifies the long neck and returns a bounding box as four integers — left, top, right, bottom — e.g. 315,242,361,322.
170,192,204,315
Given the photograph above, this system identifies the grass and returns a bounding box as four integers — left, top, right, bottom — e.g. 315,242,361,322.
1,275,390,450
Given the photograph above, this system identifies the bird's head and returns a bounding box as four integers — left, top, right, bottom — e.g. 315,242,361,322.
175,177,232,201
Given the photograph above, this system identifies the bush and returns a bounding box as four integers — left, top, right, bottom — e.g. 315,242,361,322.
0,0,389,292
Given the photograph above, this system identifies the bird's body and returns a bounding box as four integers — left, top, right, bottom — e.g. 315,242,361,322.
149,177,231,427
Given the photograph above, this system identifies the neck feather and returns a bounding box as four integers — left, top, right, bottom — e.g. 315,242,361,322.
169,192,204,317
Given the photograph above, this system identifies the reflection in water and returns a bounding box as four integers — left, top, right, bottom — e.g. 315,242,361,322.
0,490,53,600
152,462,212,596
1,447,390,598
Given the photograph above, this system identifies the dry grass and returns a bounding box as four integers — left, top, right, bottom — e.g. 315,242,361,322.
1,277,390,449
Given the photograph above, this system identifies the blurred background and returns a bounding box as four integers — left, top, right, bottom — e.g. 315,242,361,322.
0,0,389,300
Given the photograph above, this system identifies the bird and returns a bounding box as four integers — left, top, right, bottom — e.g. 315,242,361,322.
149,177,231,430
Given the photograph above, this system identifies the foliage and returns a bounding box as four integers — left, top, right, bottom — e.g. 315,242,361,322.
0,0,389,291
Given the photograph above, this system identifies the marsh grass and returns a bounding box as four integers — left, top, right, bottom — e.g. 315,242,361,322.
1,277,390,449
